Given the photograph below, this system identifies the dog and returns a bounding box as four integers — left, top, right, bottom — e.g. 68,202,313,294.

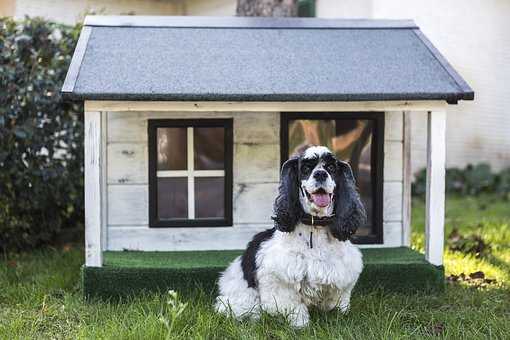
215,146,366,327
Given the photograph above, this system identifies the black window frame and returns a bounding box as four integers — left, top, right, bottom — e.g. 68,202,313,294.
280,112,384,244
148,119,233,228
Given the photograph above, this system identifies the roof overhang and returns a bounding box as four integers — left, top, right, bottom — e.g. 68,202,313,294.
63,16,474,104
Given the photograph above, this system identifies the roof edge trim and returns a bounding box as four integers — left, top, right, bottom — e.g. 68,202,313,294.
412,29,474,101
83,15,418,29
62,91,465,103
62,26,91,94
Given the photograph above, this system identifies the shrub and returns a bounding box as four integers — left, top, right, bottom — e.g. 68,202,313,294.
0,17,83,252
412,163,510,199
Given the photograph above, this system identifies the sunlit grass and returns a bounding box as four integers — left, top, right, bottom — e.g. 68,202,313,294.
1,194,509,339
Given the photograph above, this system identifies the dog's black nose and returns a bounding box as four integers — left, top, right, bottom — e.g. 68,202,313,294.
313,170,328,182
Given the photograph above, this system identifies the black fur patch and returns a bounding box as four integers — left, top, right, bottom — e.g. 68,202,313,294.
241,228,276,288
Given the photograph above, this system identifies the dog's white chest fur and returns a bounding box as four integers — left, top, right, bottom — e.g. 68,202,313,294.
257,224,363,302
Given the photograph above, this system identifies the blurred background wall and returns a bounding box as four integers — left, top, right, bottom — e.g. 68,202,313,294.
2,0,509,174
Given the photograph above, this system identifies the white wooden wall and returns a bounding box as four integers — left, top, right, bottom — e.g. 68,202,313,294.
102,110,406,251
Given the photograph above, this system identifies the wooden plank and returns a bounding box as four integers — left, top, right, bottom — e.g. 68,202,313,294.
383,182,403,222
402,111,412,247
233,182,279,224
383,222,403,247
234,143,279,183
107,225,271,251
107,111,279,144
425,110,446,266
384,141,403,182
187,127,195,219
108,185,148,225
84,15,418,29
107,143,147,184
87,100,448,113
234,113,279,144
106,222,406,250
107,181,279,227
107,112,147,143
384,111,403,141
106,142,277,184
101,112,108,251
358,222,403,248
84,111,103,267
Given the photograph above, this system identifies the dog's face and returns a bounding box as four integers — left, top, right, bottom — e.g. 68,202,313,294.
298,146,337,217
273,146,367,241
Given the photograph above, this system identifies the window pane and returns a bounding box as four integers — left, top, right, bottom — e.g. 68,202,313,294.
288,119,374,236
195,177,224,218
157,177,187,219
194,127,225,170
157,128,187,170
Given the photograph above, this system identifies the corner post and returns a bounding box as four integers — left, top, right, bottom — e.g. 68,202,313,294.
425,110,446,266
84,109,103,267
402,111,412,247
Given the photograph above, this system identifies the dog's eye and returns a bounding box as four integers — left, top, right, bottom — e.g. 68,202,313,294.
327,164,336,172
302,165,311,173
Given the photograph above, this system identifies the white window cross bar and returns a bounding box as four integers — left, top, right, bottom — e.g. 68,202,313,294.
157,170,225,177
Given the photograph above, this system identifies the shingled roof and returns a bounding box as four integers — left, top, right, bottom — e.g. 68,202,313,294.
62,16,474,103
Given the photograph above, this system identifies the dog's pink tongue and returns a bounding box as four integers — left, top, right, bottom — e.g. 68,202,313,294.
311,193,330,207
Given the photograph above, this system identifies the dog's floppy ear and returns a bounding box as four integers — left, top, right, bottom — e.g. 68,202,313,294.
330,160,367,241
272,157,302,232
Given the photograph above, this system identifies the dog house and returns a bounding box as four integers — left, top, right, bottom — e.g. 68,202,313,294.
62,16,473,297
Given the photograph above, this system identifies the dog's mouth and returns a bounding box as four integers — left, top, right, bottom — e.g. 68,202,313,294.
305,188,333,208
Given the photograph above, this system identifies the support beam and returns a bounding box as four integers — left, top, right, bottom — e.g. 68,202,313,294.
402,111,412,246
85,111,103,267
425,110,446,266
85,100,447,113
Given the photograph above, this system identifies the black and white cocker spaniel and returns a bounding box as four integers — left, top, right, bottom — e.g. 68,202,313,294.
215,146,367,327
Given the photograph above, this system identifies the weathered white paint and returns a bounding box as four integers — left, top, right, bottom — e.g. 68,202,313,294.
84,110,103,267
95,106,414,251
425,110,446,266
107,225,271,251
101,111,108,251
384,141,403,182
384,111,404,142
233,182,279,224
234,143,279,183
107,111,279,145
402,112,412,246
107,143,147,184
108,185,148,225
187,127,195,219
383,182,403,222
86,100,447,113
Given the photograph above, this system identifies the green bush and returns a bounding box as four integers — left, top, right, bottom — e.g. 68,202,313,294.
0,17,83,252
412,163,510,199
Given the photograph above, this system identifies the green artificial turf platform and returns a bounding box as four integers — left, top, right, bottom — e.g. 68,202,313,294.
83,247,444,298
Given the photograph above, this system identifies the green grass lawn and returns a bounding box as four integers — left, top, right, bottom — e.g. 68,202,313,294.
1,194,510,339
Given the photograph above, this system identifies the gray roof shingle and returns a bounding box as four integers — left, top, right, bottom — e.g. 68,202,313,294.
62,16,474,103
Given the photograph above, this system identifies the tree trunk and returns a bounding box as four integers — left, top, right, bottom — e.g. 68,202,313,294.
237,0,298,17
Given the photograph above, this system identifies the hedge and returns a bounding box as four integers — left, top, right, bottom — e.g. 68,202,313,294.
0,17,83,251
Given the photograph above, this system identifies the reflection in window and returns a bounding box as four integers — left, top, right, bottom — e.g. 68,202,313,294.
288,119,374,237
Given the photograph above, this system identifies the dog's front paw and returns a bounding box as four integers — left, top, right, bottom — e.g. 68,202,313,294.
338,301,350,314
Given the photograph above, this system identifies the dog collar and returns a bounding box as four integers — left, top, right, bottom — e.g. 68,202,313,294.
300,213,335,226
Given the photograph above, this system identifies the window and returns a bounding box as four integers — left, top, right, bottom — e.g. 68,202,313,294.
148,119,233,227
281,113,384,244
